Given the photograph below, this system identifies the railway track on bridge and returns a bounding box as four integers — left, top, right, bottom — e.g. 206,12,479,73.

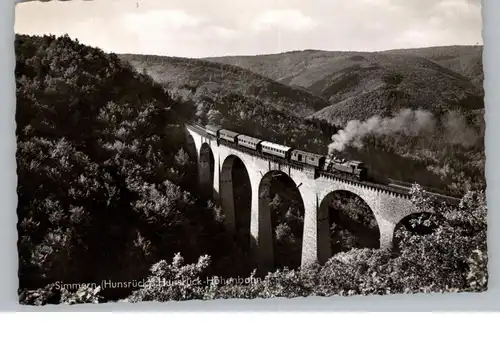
186,123,461,204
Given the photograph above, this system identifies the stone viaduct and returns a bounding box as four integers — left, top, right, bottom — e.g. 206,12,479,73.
185,124,459,272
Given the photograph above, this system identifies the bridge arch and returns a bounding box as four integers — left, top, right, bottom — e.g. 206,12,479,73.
317,189,380,264
258,170,305,271
220,155,252,251
396,212,437,234
199,142,214,198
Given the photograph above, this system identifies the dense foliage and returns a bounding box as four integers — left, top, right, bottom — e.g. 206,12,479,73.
16,34,250,301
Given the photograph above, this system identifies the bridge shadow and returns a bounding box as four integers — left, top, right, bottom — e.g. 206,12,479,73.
230,157,252,254
182,130,204,194
184,132,198,166
199,142,215,199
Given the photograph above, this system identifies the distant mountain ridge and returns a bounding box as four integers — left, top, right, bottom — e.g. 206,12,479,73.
204,45,484,126
382,45,483,87
204,45,483,84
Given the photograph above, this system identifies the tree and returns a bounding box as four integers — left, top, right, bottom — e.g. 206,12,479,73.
174,148,191,167
128,253,210,302
207,109,223,126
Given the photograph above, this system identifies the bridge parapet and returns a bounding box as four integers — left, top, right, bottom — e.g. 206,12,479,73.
317,172,412,199
187,123,461,204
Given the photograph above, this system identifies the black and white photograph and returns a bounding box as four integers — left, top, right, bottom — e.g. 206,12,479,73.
14,0,487,305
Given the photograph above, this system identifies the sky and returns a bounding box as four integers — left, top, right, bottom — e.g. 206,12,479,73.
14,0,483,58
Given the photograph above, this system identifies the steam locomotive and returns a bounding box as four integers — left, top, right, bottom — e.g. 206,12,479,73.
204,124,368,181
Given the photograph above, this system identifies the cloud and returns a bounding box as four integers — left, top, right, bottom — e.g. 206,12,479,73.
123,9,201,31
14,0,482,57
250,9,318,32
116,9,239,54
206,26,240,39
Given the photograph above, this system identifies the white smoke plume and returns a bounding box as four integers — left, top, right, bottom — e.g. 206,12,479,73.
328,108,480,154
328,108,436,153
444,110,479,147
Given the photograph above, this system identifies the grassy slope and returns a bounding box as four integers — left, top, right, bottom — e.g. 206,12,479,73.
119,54,330,118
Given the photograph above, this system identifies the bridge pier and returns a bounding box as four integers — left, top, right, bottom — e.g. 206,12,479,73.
375,214,397,251
300,191,319,268
300,190,332,268
213,150,220,202
316,212,332,266
249,178,260,266
255,178,274,274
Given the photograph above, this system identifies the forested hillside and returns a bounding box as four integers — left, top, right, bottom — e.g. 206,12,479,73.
120,54,330,118
16,34,253,301
121,48,485,194
119,54,341,156
385,45,483,87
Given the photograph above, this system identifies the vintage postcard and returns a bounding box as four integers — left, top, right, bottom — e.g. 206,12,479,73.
14,0,486,305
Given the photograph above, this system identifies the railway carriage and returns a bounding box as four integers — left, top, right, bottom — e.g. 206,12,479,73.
200,124,368,181
218,129,240,143
291,149,326,167
237,134,263,151
260,141,292,159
